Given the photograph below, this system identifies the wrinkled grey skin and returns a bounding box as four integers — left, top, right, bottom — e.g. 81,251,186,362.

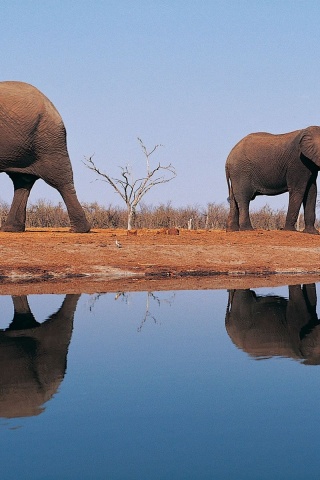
226,126,320,234
225,284,320,365
0,81,90,232
0,294,79,418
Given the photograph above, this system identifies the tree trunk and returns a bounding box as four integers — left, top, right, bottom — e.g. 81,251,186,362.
127,206,136,230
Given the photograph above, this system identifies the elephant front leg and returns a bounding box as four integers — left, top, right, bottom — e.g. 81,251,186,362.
284,190,304,232
1,173,38,232
302,180,319,234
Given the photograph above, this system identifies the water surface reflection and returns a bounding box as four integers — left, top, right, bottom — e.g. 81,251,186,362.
226,284,320,364
0,294,78,418
1,287,320,479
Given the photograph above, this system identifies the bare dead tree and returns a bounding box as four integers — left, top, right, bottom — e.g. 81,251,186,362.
83,138,176,230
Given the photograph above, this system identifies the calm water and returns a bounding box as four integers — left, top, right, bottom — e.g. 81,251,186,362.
0,284,320,479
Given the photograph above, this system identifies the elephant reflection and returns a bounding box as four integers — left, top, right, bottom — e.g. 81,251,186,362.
225,284,320,365
0,294,79,418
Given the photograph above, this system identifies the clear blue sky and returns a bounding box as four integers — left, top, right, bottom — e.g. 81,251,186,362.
2,0,320,211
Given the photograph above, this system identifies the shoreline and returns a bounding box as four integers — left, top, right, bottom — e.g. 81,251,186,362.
0,228,319,294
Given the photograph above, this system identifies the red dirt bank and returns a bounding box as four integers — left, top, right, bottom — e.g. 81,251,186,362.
0,228,319,294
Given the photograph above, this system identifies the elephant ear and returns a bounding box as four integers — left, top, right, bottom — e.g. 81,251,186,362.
300,127,320,167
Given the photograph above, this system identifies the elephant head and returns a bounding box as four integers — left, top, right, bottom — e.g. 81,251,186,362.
300,126,320,168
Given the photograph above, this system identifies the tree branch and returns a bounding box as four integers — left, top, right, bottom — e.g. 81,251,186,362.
83,139,176,229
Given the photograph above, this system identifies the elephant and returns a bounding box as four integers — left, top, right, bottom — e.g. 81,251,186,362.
0,81,90,232
0,294,79,418
225,126,320,234
225,284,320,365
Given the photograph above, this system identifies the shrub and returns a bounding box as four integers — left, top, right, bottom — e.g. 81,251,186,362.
0,198,317,231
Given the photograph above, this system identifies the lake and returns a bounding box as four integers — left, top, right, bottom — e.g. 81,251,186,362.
0,284,320,479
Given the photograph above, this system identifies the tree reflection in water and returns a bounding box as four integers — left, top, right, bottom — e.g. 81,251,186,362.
89,291,175,331
0,294,79,418
226,284,320,365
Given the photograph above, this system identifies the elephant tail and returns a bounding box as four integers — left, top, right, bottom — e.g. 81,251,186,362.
225,164,232,203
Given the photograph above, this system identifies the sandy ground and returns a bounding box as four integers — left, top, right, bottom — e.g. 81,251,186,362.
0,228,319,294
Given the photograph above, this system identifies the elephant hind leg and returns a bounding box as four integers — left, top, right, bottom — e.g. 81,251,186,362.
234,191,253,231
227,179,253,231
238,198,253,230
57,183,90,233
226,194,240,231
1,173,38,232
35,152,91,233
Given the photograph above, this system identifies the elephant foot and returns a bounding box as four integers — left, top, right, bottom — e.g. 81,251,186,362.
69,223,91,233
239,225,254,231
302,227,319,235
1,223,25,232
226,225,239,232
